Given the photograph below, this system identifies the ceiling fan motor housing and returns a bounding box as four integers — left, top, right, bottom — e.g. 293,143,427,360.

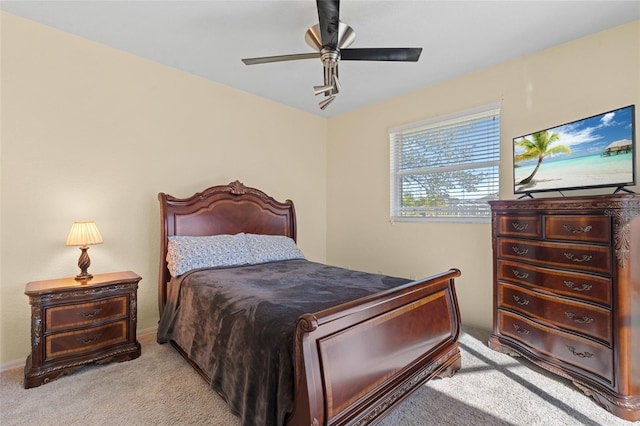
305,22,356,52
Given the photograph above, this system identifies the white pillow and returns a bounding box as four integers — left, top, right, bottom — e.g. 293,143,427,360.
166,234,251,277
245,234,305,264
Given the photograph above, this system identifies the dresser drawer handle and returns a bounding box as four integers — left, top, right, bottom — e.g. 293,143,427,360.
564,253,593,263
565,312,594,324
564,281,593,292
512,246,529,256
511,222,529,231
567,345,593,359
78,308,102,319
77,334,101,345
513,324,530,335
512,269,529,279
513,295,530,306
563,224,593,234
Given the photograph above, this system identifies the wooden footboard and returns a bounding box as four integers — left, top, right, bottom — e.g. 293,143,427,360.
288,268,462,426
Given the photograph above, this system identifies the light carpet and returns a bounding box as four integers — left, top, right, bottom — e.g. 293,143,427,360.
1,327,636,425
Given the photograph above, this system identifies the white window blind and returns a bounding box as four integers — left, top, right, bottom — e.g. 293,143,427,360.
390,104,500,222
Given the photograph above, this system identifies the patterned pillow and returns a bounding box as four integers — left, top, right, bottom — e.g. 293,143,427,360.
166,234,252,277
245,234,305,264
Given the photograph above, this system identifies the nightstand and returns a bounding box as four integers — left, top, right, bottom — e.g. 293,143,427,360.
24,271,142,388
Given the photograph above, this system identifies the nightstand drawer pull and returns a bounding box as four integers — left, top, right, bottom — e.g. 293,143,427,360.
564,224,593,234
512,222,529,231
512,246,529,256
565,312,594,324
513,295,530,306
564,281,593,292
564,253,593,263
512,269,529,279
567,345,593,359
513,324,530,335
78,308,102,319
77,334,101,345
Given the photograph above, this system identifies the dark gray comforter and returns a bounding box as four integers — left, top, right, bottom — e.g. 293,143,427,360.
157,259,410,426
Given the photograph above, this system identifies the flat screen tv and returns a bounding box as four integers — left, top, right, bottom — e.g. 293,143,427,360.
513,105,636,197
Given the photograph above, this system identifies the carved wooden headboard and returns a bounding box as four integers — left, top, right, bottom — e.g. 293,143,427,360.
157,180,297,314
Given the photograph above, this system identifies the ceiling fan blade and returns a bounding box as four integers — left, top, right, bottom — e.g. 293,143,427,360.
341,48,423,62
316,0,340,50
242,52,320,65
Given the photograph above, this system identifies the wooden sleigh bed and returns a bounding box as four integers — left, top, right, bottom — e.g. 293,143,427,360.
157,180,462,426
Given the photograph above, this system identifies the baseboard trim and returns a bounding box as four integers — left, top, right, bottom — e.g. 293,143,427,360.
0,359,24,373
138,325,158,337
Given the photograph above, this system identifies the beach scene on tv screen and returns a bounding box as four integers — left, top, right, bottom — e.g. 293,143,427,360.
513,106,635,193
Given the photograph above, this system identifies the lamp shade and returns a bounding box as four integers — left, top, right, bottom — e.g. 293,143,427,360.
65,221,104,247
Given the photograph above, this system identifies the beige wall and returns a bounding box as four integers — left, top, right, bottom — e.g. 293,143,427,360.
0,13,327,364
326,21,639,329
1,12,639,366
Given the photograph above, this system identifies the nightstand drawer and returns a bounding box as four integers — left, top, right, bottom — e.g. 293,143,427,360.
497,260,611,307
498,282,611,344
45,320,127,360
544,215,610,243
46,296,128,332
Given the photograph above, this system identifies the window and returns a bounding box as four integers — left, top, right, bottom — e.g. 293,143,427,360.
390,104,500,222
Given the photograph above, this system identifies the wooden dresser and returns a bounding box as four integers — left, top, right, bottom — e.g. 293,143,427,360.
24,271,141,388
488,194,640,421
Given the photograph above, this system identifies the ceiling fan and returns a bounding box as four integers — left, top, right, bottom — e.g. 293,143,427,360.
241,0,422,110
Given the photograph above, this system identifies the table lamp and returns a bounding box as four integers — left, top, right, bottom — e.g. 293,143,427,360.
66,221,104,280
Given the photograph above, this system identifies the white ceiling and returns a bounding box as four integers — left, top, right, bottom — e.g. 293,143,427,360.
2,1,639,117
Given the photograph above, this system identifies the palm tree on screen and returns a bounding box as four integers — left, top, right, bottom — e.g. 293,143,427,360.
514,130,570,185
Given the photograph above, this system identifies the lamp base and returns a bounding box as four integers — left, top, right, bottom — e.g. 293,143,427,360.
75,246,93,281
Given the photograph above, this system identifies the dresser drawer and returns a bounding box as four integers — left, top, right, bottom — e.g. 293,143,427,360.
498,283,611,343
46,296,128,332
544,215,611,243
497,238,611,275
497,260,611,307
497,215,541,238
498,310,613,385
44,320,128,360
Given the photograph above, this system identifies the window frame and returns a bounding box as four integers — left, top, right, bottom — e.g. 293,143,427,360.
389,103,501,223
